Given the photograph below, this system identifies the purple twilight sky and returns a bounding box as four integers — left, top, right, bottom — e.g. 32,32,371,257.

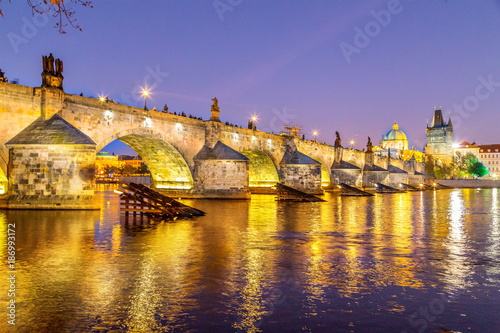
1,0,500,155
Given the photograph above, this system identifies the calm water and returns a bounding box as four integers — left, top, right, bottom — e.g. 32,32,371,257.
1,188,500,333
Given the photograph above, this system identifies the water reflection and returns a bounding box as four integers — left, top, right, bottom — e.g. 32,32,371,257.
0,189,499,332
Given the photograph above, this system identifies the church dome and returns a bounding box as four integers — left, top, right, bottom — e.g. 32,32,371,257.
379,122,409,150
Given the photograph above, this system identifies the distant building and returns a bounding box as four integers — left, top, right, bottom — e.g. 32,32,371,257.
119,154,144,168
453,141,480,159
95,151,119,174
375,121,425,162
479,144,500,176
425,109,453,164
379,121,409,151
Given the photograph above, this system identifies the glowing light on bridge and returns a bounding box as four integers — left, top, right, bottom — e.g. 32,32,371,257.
313,130,318,142
0,185,5,195
267,139,272,147
176,123,183,132
233,134,239,141
99,95,106,102
143,117,152,128
104,110,113,121
142,89,150,110
251,136,256,142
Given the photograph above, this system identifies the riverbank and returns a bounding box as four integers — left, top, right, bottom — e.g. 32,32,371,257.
437,179,500,188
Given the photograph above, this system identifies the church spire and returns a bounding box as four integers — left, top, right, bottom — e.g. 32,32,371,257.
431,109,444,128
447,114,453,128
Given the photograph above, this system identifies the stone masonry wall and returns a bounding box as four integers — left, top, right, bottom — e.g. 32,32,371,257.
280,164,322,194
331,169,362,187
4,144,97,209
0,83,42,188
437,179,500,188
386,173,409,187
362,171,389,189
193,159,250,198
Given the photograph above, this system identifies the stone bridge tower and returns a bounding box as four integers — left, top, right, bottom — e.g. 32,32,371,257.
425,109,453,164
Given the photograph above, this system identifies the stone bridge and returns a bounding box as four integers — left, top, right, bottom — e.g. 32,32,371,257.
0,61,425,209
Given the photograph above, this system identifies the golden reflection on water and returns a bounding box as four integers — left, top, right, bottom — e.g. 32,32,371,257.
233,195,278,333
125,256,162,333
0,213,6,259
442,190,471,292
0,189,499,332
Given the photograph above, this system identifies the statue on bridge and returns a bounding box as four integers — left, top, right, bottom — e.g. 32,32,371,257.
55,58,63,76
334,131,341,147
42,53,63,76
42,55,49,73
41,53,63,88
209,97,221,121
366,136,373,153
0,68,7,83
211,97,220,111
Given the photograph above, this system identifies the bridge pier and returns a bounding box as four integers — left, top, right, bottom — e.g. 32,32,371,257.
279,143,322,194
1,114,99,209
192,141,250,199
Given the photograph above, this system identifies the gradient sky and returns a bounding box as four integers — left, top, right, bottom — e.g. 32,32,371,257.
1,0,500,155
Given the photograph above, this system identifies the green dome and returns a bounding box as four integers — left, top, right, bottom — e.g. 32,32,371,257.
379,122,409,149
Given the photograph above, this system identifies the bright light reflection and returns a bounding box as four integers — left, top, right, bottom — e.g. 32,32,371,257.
156,184,192,190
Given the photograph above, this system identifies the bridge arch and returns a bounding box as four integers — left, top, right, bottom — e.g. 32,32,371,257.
98,128,193,189
240,149,280,188
0,168,6,195
310,156,332,187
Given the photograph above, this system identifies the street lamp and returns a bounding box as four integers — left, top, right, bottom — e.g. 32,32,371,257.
313,130,318,142
350,140,354,148
142,89,149,110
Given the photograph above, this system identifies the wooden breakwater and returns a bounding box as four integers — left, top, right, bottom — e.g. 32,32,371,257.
120,183,205,218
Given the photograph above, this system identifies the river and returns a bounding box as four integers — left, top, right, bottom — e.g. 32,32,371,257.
1,188,499,332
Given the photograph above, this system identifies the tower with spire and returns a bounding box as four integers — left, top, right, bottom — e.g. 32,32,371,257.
425,108,454,164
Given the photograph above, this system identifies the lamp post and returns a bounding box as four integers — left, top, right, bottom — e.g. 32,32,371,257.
313,130,318,142
251,115,257,130
142,89,149,110
350,140,354,149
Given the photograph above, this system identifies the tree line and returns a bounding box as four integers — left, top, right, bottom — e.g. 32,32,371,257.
426,153,488,179
102,162,149,177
